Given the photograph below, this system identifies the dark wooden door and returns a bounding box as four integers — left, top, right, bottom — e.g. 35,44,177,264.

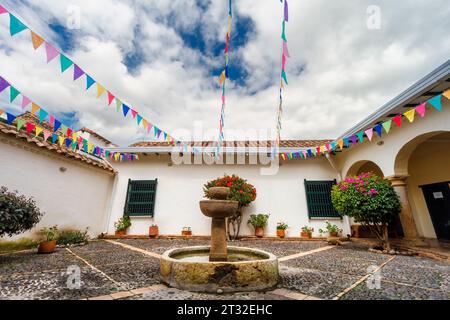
420,182,450,240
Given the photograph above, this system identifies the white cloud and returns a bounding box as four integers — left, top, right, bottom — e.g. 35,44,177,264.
0,0,448,146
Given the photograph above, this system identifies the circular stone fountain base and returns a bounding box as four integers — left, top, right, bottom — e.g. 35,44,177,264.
160,246,279,293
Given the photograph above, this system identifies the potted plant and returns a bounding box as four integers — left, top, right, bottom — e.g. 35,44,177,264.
301,226,314,239
182,227,192,237
149,224,159,238
319,221,343,238
114,215,131,236
38,226,59,254
276,222,288,238
248,214,269,238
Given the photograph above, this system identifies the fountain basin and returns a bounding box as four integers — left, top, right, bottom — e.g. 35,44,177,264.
160,246,279,293
200,200,239,219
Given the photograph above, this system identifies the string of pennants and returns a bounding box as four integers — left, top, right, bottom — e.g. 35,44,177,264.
279,89,450,160
0,75,138,162
0,5,183,151
273,0,290,157
216,0,233,155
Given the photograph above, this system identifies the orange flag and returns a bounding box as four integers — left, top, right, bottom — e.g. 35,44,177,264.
338,139,344,150
31,103,40,114
97,84,106,98
443,89,450,100
31,31,44,50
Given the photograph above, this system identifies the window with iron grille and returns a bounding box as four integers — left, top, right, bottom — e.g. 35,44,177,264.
304,180,341,219
124,179,158,217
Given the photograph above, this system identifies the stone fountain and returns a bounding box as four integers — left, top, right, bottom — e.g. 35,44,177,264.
160,187,279,293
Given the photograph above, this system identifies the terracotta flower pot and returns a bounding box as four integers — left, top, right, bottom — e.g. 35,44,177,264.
149,226,159,238
330,232,338,237
277,229,286,238
182,231,192,237
115,230,126,237
301,232,312,239
38,240,56,254
255,227,264,238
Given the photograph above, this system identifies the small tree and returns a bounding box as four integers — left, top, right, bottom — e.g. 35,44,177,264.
331,172,401,251
0,187,44,237
204,175,257,240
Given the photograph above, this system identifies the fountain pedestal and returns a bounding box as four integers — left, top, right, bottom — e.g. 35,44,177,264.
210,218,227,261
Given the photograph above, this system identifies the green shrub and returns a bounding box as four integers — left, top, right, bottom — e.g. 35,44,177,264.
57,229,89,246
114,215,131,232
0,187,44,237
39,226,59,242
0,238,39,254
248,214,270,229
331,172,401,250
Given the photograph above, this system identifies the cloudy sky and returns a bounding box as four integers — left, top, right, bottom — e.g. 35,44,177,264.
0,0,449,146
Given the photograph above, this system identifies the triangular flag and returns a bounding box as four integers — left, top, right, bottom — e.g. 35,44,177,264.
43,130,51,141
443,89,450,100
97,84,106,98
343,138,350,148
130,109,138,119
136,114,143,125
107,92,115,105
338,139,344,150
351,135,358,145
66,128,72,137
73,65,85,81
31,103,40,114
58,136,65,146
10,86,20,103
25,122,35,135
281,70,288,85
382,120,392,134
116,99,122,112
0,5,7,14
356,131,364,143
35,126,43,137
39,109,48,123
21,96,31,110
17,119,25,131
61,125,68,135
65,139,72,149
428,95,442,111
392,115,402,127
374,124,383,137
86,75,95,90
219,71,226,85
283,41,290,58
45,43,59,63
31,31,44,49
9,14,28,36
53,119,61,132
365,128,374,141
52,133,58,144
0,76,10,93
122,104,130,117
415,103,426,118
403,109,415,123
60,54,73,73
281,21,287,41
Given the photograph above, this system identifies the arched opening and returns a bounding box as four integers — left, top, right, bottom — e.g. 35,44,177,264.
395,131,450,241
346,160,384,178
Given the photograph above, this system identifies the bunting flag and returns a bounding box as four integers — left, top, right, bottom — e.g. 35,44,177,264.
277,89,447,160
0,5,179,148
10,86,20,103
0,75,137,161
216,0,233,156
274,0,290,157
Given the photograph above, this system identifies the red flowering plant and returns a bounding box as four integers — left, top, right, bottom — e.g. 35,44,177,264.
331,172,401,251
204,175,257,239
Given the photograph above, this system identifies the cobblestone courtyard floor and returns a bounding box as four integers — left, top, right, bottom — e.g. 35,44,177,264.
0,239,448,300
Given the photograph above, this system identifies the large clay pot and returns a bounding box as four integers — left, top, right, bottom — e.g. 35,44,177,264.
301,232,312,239
115,230,126,237
277,229,286,238
330,232,338,237
255,227,264,238
38,240,56,254
149,226,159,238
182,230,192,237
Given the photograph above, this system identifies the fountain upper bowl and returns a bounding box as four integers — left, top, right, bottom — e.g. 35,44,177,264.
199,200,238,218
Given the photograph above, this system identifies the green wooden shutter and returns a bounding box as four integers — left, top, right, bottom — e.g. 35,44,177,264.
124,179,158,217
304,180,340,219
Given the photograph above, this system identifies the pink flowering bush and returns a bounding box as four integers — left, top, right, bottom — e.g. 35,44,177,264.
331,172,401,250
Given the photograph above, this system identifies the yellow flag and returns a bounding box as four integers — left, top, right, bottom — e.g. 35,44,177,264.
58,136,65,146
403,109,415,123
97,84,106,98
72,132,78,141
31,103,40,114
219,71,226,85
142,119,148,130
35,126,43,137
338,139,344,150
443,89,450,100
320,145,325,153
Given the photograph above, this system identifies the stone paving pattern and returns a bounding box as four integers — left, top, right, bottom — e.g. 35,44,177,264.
0,239,448,300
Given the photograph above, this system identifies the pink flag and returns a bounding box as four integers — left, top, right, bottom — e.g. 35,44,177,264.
415,103,426,118
365,128,374,141
283,41,290,58
221,94,225,104
130,109,138,119
0,5,7,14
107,92,115,105
43,130,51,141
49,115,55,126
21,96,31,110
45,43,59,63
282,54,287,70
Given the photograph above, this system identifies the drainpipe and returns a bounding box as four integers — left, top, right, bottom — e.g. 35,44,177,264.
325,154,352,237
104,173,119,236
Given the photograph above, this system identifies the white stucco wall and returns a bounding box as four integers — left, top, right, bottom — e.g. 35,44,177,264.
108,155,347,237
0,135,115,240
